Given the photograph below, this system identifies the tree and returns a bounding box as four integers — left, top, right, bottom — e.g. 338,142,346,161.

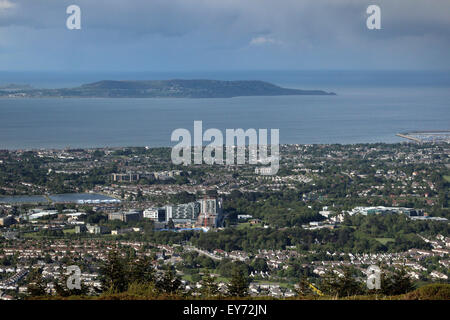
136,189,144,201
44,253,53,264
296,275,315,296
206,189,218,198
167,219,175,230
54,271,89,297
381,266,415,295
27,270,47,297
200,275,219,298
99,250,129,293
129,256,155,284
227,267,249,297
321,267,365,297
251,258,269,272
156,269,182,294
87,213,106,224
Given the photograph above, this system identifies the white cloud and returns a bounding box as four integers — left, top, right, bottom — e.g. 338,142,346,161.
249,36,279,46
0,0,14,10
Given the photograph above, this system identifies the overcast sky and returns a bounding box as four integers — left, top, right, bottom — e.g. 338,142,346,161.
0,0,449,72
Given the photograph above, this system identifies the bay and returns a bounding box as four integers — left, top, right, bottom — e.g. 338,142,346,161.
0,86,448,149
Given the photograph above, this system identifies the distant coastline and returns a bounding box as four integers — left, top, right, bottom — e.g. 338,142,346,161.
0,79,336,98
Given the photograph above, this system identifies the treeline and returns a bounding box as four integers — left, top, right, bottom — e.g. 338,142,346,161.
21,211,444,254
118,218,434,254
27,249,251,299
223,190,325,227
344,214,449,238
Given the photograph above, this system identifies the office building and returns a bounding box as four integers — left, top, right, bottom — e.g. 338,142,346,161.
108,210,142,222
0,215,15,227
143,207,166,222
166,202,200,224
111,173,140,182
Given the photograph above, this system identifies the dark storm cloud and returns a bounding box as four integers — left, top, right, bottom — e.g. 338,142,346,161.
0,0,448,71
1,0,448,38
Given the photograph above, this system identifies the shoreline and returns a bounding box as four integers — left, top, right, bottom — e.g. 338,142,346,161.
0,140,439,152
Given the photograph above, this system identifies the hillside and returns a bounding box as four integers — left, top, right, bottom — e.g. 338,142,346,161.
27,283,450,300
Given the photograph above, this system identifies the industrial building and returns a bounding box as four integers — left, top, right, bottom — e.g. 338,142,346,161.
350,206,424,217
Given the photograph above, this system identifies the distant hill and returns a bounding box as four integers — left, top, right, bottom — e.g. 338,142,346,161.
0,79,336,98
0,83,33,91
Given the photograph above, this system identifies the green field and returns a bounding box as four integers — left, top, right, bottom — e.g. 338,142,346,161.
181,274,194,282
236,222,251,230
21,232,45,239
444,175,450,182
181,273,230,284
235,222,264,230
375,237,395,245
